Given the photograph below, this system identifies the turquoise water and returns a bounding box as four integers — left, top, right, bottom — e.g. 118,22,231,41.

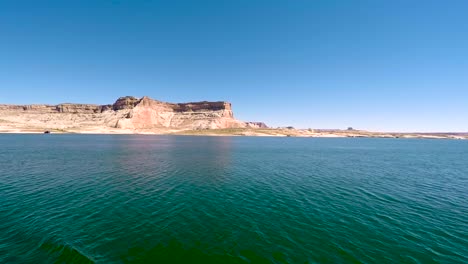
0,135,467,263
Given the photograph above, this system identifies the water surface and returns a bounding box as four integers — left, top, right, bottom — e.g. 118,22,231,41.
0,135,467,263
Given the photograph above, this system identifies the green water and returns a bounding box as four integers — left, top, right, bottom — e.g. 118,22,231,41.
0,135,467,263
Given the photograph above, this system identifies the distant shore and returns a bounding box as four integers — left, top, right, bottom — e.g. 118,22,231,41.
1,96,465,140
0,127,466,140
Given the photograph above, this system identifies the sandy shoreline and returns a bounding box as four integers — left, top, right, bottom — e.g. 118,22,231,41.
0,127,466,140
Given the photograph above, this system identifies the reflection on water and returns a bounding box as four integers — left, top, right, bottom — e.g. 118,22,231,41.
111,136,233,181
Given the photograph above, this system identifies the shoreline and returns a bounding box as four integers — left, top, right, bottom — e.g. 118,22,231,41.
0,128,466,140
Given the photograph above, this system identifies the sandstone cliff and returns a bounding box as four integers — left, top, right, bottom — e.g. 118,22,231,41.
113,96,244,130
245,122,268,128
0,96,265,132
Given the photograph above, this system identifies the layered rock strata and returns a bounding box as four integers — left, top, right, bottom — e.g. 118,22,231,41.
0,96,265,131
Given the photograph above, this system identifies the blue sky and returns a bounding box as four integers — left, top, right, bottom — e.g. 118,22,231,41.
1,0,467,132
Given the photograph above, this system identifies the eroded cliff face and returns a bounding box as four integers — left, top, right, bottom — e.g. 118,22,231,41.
114,96,241,130
0,96,260,132
0,103,112,113
245,122,268,128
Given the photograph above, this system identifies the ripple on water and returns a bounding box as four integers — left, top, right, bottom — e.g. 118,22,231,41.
0,135,467,263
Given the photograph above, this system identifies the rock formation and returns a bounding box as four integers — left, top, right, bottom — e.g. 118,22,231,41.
245,122,268,128
0,96,266,132
113,96,245,130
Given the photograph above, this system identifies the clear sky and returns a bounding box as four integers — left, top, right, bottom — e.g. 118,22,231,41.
1,0,467,132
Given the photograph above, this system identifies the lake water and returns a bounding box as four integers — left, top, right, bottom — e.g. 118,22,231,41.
0,135,467,263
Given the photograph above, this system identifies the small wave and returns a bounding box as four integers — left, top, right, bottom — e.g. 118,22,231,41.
39,240,94,264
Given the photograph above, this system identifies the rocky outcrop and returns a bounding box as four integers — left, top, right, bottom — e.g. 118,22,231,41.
112,96,140,110
114,96,243,130
246,122,268,128
0,96,258,131
0,103,112,113
56,104,113,113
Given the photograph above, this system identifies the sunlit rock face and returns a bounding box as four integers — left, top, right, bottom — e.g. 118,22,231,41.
114,96,245,129
0,96,253,131
245,122,268,128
